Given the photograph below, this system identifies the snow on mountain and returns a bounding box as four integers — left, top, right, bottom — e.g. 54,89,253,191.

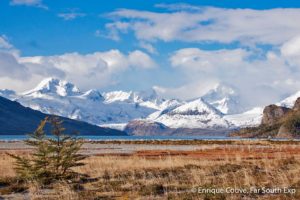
103,91,134,103
103,89,181,110
23,77,81,97
13,78,180,127
224,90,300,128
81,89,104,101
224,107,263,127
278,90,300,108
202,83,245,114
17,79,158,125
103,89,159,103
0,78,272,130
150,98,230,129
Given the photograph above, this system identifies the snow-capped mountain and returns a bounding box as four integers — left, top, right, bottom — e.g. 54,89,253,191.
223,90,300,128
23,77,81,97
81,89,104,102
202,83,245,114
278,90,300,108
15,78,162,126
1,78,182,128
150,98,231,129
103,89,181,110
0,78,280,131
224,89,300,128
224,107,263,127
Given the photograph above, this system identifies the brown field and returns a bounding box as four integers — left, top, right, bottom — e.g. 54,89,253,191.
0,140,300,200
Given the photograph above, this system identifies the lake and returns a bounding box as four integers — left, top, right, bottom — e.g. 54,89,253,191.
0,135,297,141
0,135,235,141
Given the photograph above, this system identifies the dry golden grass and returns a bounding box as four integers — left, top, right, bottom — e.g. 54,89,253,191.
1,141,300,200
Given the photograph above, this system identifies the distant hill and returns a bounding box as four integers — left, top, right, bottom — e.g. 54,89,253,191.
0,96,126,136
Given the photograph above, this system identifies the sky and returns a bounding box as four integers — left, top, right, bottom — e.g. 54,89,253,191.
1,0,300,108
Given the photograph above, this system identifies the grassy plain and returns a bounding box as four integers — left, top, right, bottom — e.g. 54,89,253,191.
0,140,299,200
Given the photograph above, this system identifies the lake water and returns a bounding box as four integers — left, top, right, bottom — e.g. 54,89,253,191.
0,135,235,141
0,135,297,141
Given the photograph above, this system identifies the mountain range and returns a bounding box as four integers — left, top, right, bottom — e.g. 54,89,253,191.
1,77,300,135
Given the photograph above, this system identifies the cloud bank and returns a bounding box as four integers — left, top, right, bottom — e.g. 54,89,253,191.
103,5,300,106
0,36,157,92
106,7,300,45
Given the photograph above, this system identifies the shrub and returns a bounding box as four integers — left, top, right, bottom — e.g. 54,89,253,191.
8,117,86,184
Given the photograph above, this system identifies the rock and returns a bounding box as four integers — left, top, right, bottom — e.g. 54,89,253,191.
293,97,300,111
277,125,294,139
124,120,170,136
261,105,291,126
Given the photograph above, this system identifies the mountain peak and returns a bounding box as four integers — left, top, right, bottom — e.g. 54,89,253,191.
82,89,104,101
170,98,221,116
23,77,81,97
103,90,134,103
202,83,245,114
150,97,229,129
103,89,160,104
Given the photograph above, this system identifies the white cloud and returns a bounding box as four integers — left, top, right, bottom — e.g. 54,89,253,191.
101,5,300,106
0,52,30,80
10,0,47,9
156,46,300,107
100,22,130,41
138,41,157,54
57,12,86,21
153,79,218,100
170,48,249,72
0,36,30,80
281,36,300,57
128,50,157,69
106,7,300,45
0,34,156,92
0,49,156,92
280,35,300,67
0,76,41,92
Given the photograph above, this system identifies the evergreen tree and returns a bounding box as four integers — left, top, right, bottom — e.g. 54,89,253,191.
8,117,86,184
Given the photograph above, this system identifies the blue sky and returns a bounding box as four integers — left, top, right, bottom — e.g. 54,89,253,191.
2,0,300,56
1,0,300,107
